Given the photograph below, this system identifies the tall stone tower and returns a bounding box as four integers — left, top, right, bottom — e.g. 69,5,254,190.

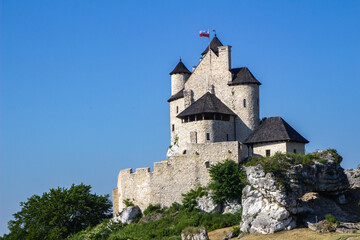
169,59,191,145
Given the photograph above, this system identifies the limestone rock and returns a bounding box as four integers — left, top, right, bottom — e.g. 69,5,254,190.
345,168,360,189
240,153,351,234
112,206,141,224
222,199,242,214
196,195,221,213
167,144,180,159
222,230,236,240
181,227,209,240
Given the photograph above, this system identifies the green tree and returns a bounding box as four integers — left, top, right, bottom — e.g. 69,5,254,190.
208,159,247,204
2,183,112,240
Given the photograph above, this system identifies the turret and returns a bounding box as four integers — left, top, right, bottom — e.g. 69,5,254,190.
169,59,191,95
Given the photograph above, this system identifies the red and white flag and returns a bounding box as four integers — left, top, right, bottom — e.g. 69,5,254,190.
199,30,210,37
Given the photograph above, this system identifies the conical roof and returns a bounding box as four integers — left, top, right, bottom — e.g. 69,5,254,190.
177,92,235,118
228,67,261,85
169,59,191,75
244,117,309,144
201,35,223,56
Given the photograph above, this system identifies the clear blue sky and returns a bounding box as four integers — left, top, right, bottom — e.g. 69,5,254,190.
1,0,359,235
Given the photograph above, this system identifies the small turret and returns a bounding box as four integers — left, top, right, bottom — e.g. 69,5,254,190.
169,58,191,95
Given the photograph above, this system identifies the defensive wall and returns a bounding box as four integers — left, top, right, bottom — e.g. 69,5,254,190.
113,141,242,214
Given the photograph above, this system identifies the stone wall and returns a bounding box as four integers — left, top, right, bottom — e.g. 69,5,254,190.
252,141,306,157
113,141,242,215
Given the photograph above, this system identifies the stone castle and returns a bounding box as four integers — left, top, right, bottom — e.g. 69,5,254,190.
112,35,309,214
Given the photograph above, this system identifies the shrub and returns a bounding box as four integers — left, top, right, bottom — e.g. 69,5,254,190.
232,226,241,236
2,184,111,240
325,214,336,223
123,199,135,207
143,204,163,216
182,187,207,211
327,148,343,164
318,159,327,164
208,159,247,204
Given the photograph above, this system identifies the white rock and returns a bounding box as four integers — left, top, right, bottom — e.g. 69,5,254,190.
112,206,141,224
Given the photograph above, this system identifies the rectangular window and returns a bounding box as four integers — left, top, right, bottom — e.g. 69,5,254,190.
205,161,210,168
294,149,297,154
226,134,229,141
243,99,246,107
266,149,270,156
206,133,210,141
176,106,179,113
172,124,175,132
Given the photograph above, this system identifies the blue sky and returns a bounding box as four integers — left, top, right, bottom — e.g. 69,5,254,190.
1,0,360,235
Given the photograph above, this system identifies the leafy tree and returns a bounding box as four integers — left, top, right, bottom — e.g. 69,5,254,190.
2,183,112,240
208,159,247,204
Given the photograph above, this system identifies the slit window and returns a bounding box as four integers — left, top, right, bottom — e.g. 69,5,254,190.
226,134,229,141
266,149,270,156
243,99,247,108
176,106,179,113
172,124,175,131
206,133,210,141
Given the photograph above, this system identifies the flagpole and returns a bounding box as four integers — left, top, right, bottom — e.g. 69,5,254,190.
208,29,211,92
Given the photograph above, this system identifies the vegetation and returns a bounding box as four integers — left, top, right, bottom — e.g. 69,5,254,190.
208,159,247,204
123,199,135,207
325,214,336,223
68,207,242,240
2,183,111,240
143,204,163,216
232,226,241,236
182,187,208,211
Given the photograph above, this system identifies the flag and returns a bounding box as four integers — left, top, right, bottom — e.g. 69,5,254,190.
199,30,210,37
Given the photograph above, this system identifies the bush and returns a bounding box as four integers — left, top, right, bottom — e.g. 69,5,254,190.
2,183,111,240
208,159,247,204
327,148,343,164
182,187,207,211
123,199,135,207
232,226,241,236
143,204,163,216
325,214,336,223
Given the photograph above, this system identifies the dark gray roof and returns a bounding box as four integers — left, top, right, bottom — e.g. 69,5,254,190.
167,89,184,102
244,117,309,144
169,59,191,75
228,67,261,86
201,35,223,56
177,92,235,118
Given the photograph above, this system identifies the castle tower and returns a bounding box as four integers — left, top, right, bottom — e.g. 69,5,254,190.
169,59,191,95
228,67,261,142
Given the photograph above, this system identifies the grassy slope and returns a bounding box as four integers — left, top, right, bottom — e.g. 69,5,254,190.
208,227,360,240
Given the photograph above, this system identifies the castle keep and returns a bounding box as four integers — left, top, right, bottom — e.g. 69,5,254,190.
112,35,309,214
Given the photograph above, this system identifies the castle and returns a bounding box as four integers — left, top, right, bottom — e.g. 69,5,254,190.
112,35,309,214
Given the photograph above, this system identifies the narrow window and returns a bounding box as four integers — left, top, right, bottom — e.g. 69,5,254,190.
243,99,246,108
205,161,210,168
206,133,210,141
176,106,179,113
293,149,297,154
183,150,187,154
226,134,229,141
266,149,270,156
172,124,175,132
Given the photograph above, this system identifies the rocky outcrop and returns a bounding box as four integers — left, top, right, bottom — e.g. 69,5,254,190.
196,195,241,214
112,206,142,224
181,227,209,240
345,168,360,189
240,152,351,234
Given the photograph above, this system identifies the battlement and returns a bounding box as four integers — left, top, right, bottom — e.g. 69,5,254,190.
113,141,242,214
